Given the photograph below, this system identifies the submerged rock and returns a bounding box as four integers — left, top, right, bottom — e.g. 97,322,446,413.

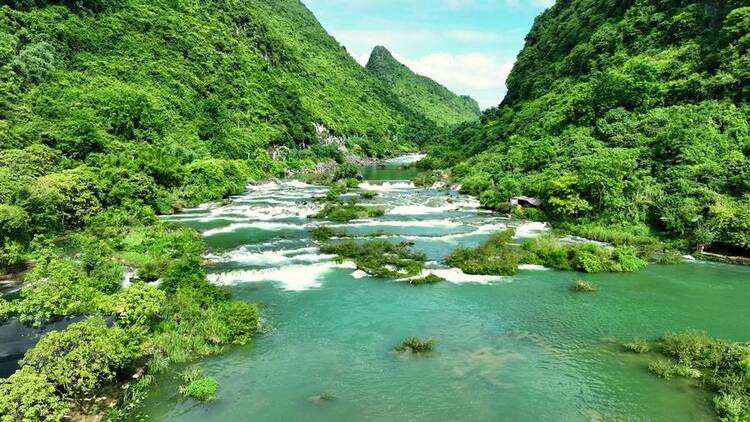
307,393,335,405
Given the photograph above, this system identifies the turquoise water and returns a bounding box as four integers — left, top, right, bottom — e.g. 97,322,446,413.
146,157,750,421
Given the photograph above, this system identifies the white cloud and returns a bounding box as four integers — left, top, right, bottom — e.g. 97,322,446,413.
395,52,514,109
445,30,500,42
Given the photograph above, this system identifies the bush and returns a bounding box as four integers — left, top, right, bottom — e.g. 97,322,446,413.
713,393,747,421
573,280,596,292
522,235,648,273
661,331,716,366
220,301,260,345
0,204,29,240
333,163,361,181
623,338,651,354
321,240,426,278
311,226,338,241
648,359,677,380
445,229,521,276
15,259,103,326
0,368,69,422
20,318,134,408
312,202,385,222
180,377,219,401
642,331,750,420
395,337,436,353
360,191,377,200
408,274,445,285
112,282,165,329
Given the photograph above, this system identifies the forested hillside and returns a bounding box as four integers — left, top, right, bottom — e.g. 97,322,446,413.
0,0,438,419
366,46,481,127
424,0,750,253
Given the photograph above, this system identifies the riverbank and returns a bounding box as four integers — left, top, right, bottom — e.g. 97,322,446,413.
141,157,750,421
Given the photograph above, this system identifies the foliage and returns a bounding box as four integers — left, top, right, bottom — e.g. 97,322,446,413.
220,301,260,345
0,368,69,422
395,337,436,354
367,46,480,127
623,339,651,354
425,0,750,253
407,274,445,285
313,201,385,222
20,318,135,408
111,282,165,329
522,235,648,273
646,331,750,420
360,191,378,200
445,229,522,276
573,280,596,292
180,377,219,402
321,240,426,278
14,258,105,326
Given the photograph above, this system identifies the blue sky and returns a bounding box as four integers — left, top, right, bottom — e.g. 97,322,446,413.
302,0,554,109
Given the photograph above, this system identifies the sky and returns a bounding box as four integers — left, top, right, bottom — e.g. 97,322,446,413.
302,0,554,110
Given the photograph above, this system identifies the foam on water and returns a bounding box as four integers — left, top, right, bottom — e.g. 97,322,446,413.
202,222,305,237
359,181,415,191
518,264,550,271
334,219,464,229
206,247,334,266
207,262,356,291
417,268,508,285
386,202,478,215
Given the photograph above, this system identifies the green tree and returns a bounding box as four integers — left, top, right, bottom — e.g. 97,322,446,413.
0,368,68,422
20,318,134,409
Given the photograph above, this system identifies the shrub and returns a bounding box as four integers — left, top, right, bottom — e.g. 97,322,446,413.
313,202,385,222
310,226,341,241
112,282,165,329
180,377,219,401
522,235,648,273
0,204,29,240
20,318,134,408
445,229,521,276
180,365,204,384
408,274,445,285
360,191,377,200
321,240,426,278
713,393,746,421
220,301,260,345
333,163,360,181
573,280,596,292
395,337,436,353
413,171,439,188
15,259,103,326
661,331,716,366
623,338,651,354
648,359,677,380
0,368,69,422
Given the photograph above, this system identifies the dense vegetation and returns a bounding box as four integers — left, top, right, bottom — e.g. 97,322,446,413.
395,337,436,354
321,240,427,279
0,0,442,419
634,332,750,421
444,229,649,275
423,0,750,254
445,229,522,276
366,46,481,127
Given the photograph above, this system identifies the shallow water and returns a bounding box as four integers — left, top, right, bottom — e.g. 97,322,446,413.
146,157,750,421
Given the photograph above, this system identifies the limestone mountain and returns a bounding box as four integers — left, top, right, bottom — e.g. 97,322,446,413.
425,0,750,252
0,0,439,161
366,46,481,127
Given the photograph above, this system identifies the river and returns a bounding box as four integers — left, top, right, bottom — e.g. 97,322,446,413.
144,155,750,421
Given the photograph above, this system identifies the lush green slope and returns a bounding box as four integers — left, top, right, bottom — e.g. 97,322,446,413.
366,46,480,127
425,0,750,253
0,0,440,419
